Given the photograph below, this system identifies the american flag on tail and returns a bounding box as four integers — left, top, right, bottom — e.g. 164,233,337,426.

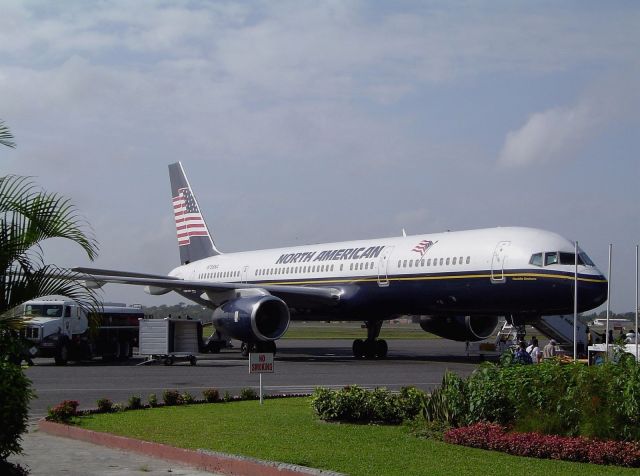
173,187,209,246
412,239,435,256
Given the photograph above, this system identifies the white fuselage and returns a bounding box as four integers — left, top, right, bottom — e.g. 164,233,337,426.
167,226,607,319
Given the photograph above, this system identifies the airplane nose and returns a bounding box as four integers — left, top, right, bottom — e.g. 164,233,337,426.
579,276,608,310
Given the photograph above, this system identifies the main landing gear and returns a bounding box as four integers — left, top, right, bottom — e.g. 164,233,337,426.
241,341,277,357
352,320,388,359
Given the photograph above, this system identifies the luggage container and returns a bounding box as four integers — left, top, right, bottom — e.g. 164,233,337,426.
139,318,201,365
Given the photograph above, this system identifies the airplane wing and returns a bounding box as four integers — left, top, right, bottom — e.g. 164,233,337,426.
73,267,343,308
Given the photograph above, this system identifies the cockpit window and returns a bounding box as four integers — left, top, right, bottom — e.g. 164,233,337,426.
544,252,558,266
529,253,543,267
580,252,595,267
559,252,585,266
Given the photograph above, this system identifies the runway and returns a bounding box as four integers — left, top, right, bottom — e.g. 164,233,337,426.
25,339,484,420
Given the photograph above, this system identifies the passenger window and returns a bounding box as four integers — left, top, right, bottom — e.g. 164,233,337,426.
427,259,431,266
439,258,444,266
529,253,543,267
545,252,559,266
403,260,407,268
330,265,334,271
397,260,401,267
459,256,463,264
453,257,457,265
446,258,450,265
340,264,343,271
421,259,425,266
466,256,470,264
409,260,413,268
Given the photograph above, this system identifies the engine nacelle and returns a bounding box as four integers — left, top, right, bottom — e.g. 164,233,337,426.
419,315,499,342
212,295,290,342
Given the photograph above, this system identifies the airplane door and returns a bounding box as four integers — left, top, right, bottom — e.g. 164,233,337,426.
241,266,249,283
491,241,510,284
377,246,394,287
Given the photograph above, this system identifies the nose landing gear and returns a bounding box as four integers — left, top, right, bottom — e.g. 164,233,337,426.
352,320,388,359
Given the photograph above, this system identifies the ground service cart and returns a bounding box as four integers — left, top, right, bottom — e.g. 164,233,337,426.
138,317,202,365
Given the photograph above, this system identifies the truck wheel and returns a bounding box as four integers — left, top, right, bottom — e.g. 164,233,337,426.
189,356,197,366
164,356,174,366
54,343,69,366
118,341,131,361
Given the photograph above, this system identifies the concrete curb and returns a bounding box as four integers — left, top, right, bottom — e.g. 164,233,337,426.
38,419,343,476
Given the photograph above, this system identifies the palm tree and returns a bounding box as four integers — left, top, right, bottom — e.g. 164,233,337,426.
0,123,102,463
0,175,101,342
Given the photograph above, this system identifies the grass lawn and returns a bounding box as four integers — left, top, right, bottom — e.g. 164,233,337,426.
282,322,438,340
77,398,636,476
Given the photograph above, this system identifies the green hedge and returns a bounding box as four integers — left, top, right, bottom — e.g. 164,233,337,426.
0,362,33,460
423,360,640,441
311,385,425,424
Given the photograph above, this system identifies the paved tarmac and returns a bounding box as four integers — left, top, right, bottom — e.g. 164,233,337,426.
24,338,481,418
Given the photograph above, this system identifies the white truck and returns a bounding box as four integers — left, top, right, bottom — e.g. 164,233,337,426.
20,300,144,365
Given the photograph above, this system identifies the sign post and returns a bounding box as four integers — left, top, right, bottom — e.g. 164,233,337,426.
249,352,274,405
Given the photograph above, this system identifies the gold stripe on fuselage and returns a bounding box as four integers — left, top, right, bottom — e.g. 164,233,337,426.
251,271,606,287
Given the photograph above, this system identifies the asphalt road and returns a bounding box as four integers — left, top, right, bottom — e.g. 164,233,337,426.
25,338,485,419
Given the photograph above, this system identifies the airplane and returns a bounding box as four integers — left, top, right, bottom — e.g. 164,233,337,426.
75,162,608,359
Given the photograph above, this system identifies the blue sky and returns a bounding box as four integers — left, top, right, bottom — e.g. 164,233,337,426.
1,1,638,312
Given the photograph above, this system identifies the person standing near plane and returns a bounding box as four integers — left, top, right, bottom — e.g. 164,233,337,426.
543,339,558,359
513,341,533,365
528,341,542,364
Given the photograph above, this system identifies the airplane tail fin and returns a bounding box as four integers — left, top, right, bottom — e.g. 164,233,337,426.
168,162,221,264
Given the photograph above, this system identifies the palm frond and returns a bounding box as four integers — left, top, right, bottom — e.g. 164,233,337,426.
0,175,98,262
2,264,103,323
0,120,16,148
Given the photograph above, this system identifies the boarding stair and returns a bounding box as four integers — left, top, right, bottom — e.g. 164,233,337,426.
532,314,587,347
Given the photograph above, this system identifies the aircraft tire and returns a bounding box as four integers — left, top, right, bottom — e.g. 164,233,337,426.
352,339,366,359
375,339,388,359
241,342,249,357
364,340,376,360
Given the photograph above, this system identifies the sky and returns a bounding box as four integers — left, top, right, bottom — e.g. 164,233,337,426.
1,0,639,312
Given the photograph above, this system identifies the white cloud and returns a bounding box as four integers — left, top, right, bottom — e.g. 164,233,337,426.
498,73,640,166
498,103,597,167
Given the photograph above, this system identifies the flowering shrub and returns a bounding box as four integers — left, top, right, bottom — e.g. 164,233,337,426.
127,395,143,410
148,393,158,407
46,400,79,423
96,398,113,413
445,422,640,467
162,389,181,406
202,388,220,402
239,387,258,400
181,391,195,404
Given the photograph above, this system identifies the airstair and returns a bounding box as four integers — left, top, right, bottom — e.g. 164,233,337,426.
532,314,587,347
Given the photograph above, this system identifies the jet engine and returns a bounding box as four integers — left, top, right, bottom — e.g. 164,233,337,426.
419,315,499,342
212,295,290,342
